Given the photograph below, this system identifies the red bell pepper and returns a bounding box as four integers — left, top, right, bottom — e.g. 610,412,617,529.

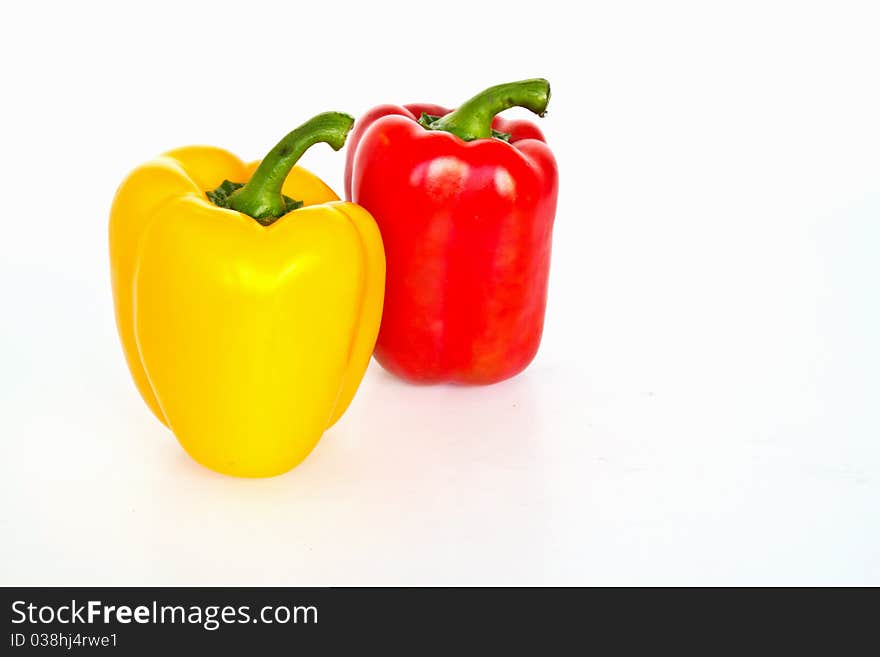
346,79,558,384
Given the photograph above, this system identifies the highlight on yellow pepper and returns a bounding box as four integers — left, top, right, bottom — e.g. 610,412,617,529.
109,112,385,478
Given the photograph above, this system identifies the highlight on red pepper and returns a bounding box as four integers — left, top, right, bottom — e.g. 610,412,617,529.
345,79,558,384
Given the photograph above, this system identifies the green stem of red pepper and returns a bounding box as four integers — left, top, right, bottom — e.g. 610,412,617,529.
211,112,354,225
419,79,551,142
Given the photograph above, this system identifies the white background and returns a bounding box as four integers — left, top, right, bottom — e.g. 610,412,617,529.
1,1,878,585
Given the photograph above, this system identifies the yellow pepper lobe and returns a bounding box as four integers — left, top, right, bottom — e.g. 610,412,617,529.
109,146,385,477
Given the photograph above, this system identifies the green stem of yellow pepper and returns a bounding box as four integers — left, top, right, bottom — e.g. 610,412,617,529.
219,112,354,225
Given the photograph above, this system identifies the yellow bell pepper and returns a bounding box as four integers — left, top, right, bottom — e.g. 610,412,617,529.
109,112,385,478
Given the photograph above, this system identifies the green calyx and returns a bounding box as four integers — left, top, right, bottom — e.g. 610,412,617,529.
418,78,550,142
207,180,303,219
418,113,512,142
207,111,355,226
